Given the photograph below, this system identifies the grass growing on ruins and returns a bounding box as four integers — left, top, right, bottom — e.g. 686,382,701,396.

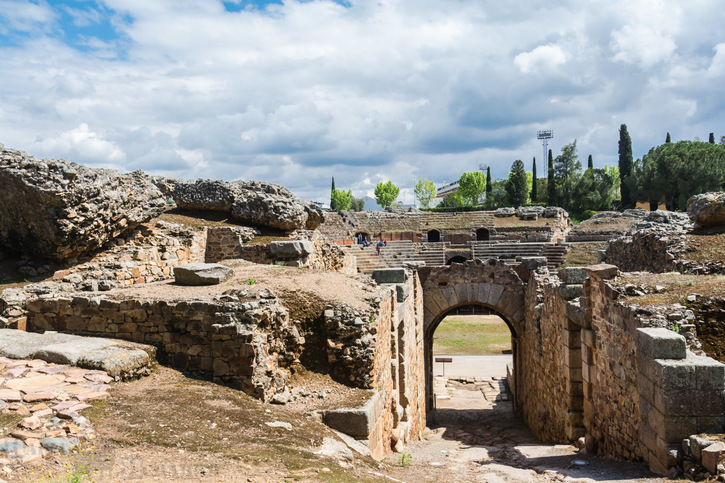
563,241,608,267
433,314,511,355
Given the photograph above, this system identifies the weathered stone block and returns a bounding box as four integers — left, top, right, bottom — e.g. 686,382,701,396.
268,240,313,258
322,392,381,438
174,263,234,286
702,441,725,474
691,354,725,390
558,284,583,300
371,268,406,284
583,264,619,280
559,267,590,284
636,328,686,360
651,359,697,390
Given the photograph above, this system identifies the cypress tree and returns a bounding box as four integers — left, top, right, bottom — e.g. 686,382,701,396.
330,177,336,209
486,166,492,198
587,154,593,170
547,149,555,205
531,157,537,202
666,132,671,143
710,133,716,144
618,124,633,207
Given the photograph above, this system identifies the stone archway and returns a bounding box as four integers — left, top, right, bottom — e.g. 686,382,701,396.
446,255,468,265
476,228,490,241
421,259,526,413
427,229,441,242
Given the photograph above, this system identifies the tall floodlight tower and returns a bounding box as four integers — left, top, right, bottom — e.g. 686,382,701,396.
537,130,554,167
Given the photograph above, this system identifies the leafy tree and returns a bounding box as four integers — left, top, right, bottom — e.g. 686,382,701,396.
414,178,436,208
547,149,556,205
572,167,619,211
486,167,492,199
554,141,582,210
710,133,716,144
350,198,365,212
618,124,634,207
457,171,486,206
666,132,671,143
483,180,508,209
628,140,725,211
531,157,538,202
441,191,464,208
330,189,353,211
374,181,400,208
587,154,593,170
505,160,528,206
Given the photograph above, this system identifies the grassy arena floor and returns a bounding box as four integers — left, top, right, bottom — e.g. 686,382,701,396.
433,314,512,355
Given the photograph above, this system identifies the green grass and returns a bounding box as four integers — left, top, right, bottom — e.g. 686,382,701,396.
433,315,512,354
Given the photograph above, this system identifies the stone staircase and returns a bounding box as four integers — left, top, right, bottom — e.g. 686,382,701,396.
471,241,568,269
343,245,388,273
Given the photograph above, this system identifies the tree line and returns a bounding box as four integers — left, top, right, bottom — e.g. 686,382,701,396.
329,126,725,214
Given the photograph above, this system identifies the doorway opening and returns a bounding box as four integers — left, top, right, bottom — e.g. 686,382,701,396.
475,228,490,241
427,229,441,242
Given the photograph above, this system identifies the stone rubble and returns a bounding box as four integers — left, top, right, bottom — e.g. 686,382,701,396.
0,356,110,472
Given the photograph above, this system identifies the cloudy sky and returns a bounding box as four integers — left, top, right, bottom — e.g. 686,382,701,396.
1,0,724,203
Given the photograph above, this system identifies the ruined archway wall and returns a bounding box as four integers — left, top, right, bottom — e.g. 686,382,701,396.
582,272,642,461
518,274,578,442
422,259,525,337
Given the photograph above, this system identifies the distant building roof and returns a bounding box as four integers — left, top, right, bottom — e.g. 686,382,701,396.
436,182,458,198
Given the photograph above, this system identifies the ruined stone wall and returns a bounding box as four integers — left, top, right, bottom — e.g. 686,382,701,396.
519,274,571,442
584,273,641,461
307,233,357,275
204,226,259,263
49,221,207,292
23,291,303,402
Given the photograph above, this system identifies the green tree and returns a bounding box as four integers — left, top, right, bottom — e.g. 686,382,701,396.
628,140,725,211
350,198,365,211
330,188,353,211
554,141,582,210
483,180,508,209
531,157,538,202
666,132,671,143
547,149,556,205
486,167,492,199
457,171,486,206
618,124,634,207
587,154,593,170
505,160,528,207
414,178,436,208
330,177,335,208
572,167,620,212
374,181,400,208
710,133,716,144
441,191,464,208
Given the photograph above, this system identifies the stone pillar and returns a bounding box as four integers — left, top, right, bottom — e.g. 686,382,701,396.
636,328,725,474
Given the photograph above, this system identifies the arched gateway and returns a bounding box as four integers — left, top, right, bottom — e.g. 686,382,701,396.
421,258,525,412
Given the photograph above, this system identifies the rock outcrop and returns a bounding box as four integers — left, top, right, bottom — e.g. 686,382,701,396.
688,192,725,228
0,144,166,261
170,179,323,231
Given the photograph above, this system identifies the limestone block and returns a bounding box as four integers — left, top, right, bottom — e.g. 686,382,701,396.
651,359,697,390
486,284,504,307
322,392,381,438
371,268,406,284
174,263,234,286
690,354,725,390
636,328,686,360
269,240,313,258
583,264,619,280
702,441,725,473
559,267,590,284
558,284,583,300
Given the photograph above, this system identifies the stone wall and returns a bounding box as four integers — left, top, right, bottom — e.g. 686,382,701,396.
23,290,303,401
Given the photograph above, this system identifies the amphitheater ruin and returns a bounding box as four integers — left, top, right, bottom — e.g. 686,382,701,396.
2,144,725,479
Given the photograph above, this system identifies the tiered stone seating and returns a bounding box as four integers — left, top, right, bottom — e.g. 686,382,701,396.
471,241,568,269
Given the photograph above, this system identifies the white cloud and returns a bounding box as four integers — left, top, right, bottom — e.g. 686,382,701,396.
514,45,569,74
0,0,723,202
